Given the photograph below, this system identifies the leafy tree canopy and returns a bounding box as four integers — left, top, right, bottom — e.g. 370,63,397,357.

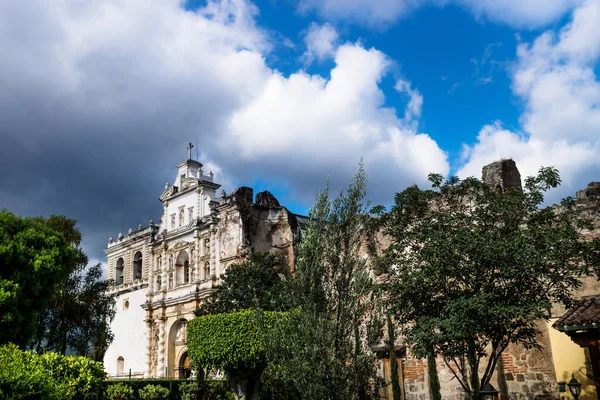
0,210,78,346
195,252,289,316
29,215,116,359
381,166,600,399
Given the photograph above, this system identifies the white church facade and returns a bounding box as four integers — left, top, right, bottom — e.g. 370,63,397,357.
103,148,302,379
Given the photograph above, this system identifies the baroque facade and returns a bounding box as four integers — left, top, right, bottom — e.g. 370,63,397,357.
103,153,302,379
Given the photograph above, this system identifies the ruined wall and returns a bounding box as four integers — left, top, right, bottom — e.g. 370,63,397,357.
217,188,300,273
401,324,559,400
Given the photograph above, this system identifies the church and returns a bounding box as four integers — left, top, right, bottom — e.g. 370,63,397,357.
103,146,303,379
104,151,600,399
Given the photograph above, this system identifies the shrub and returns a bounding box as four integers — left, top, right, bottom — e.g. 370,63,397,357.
178,382,198,400
105,383,134,400
139,384,170,400
0,343,105,400
37,350,105,399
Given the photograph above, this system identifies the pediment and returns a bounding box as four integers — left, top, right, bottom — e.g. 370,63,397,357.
182,178,199,190
159,185,178,201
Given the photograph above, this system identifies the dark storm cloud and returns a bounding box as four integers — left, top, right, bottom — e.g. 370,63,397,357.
0,0,453,262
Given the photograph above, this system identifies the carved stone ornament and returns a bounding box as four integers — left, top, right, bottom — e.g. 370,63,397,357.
173,240,189,250
159,185,176,201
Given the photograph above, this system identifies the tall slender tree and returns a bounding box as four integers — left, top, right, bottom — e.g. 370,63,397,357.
269,165,381,400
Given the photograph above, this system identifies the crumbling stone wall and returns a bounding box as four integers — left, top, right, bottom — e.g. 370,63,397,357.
217,187,300,273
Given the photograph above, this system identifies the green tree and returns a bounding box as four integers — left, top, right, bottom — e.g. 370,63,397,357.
30,215,116,359
269,165,381,400
0,210,78,346
382,167,600,399
187,310,287,400
195,252,289,316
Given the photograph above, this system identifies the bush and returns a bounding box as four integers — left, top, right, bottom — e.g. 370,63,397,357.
103,379,231,400
139,384,170,400
0,343,105,400
105,383,134,400
178,382,198,400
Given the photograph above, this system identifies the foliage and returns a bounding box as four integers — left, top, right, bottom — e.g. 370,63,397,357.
195,253,290,316
188,310,287,400
0,343,105,400
103,379,230,400
30,215,116,359
139,384,171,400
381,166,600,399
178,381,198,400
267,164,382,400
105,383,134,400
0,210,78,346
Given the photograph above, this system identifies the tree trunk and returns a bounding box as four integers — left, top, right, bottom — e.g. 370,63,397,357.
228,370,263,400
467,341,480,400
387,314,402,400
427,346,441,400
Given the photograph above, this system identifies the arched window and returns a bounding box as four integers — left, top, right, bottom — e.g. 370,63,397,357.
175,250,189,286
184,260,190,284
115,258,124,285
117,356,124,376
133,251,143,281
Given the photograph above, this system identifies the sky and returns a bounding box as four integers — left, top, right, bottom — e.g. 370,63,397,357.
1,0,599,266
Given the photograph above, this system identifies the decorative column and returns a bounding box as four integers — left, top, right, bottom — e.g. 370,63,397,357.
144,320,152,378
148,249,154,292
156,318,166,378
210,225,217,278
194,234,200,281
161,246,167,292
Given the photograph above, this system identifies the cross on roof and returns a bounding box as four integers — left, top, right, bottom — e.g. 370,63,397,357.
187,143,194,160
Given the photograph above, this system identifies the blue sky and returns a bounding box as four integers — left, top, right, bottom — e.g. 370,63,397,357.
0,0,599,261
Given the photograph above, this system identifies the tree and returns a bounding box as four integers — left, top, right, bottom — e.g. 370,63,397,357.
195,252,289,316
29,215,116,359
269,165,382,400
382,167,600,399
187,310,287,400
0,210,77,347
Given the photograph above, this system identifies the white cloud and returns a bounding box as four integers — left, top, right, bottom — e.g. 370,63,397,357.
297,0,583,28
303,23,339,62
298,0,415,27
458,0,600,201
395,79,423,124
226,43,448,202
455,0,584,28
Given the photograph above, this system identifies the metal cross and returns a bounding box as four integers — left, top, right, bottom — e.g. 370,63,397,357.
187,142,194,160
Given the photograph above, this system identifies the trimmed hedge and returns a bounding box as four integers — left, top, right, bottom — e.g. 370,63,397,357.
187,310,288,373
103,379,231,400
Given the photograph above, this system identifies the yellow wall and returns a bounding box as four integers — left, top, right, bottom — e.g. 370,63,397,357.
547,319,597,400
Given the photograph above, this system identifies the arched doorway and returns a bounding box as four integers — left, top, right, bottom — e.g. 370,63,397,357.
178,351,192,379
167,318,188,378
117,356,124,376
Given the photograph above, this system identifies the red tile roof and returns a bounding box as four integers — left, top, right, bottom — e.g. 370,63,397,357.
554,295,600,332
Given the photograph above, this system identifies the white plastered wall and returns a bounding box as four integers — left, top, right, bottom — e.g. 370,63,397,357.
104,288,148,377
